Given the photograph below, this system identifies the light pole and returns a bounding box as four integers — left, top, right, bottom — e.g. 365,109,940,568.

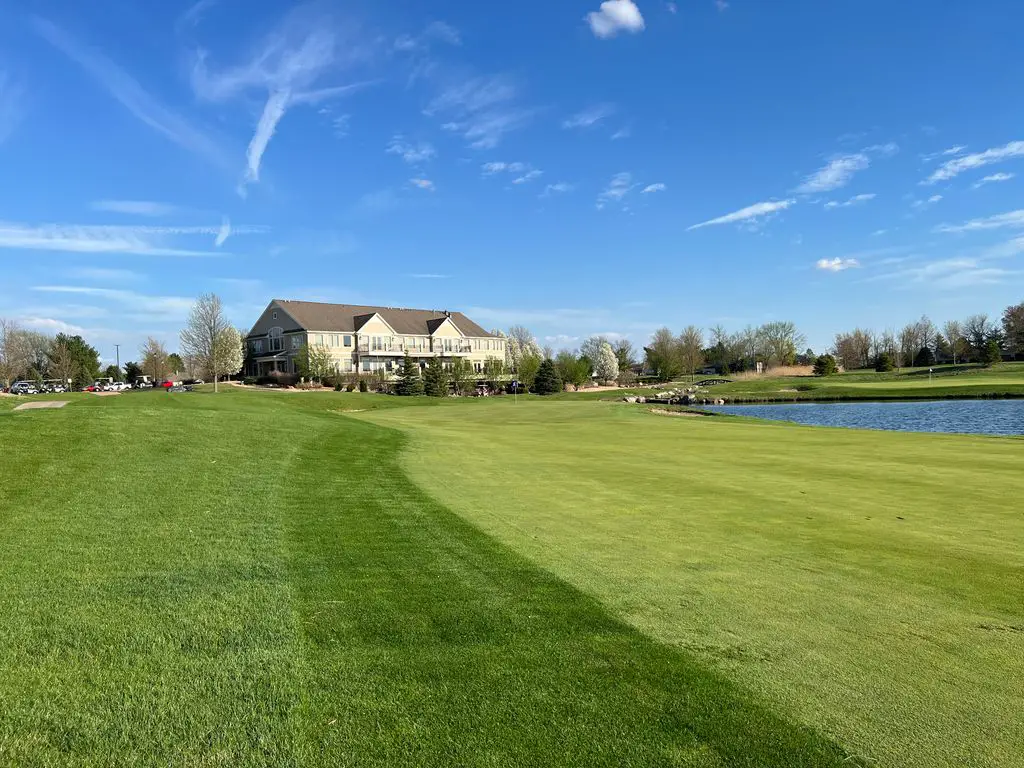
114,344,120,371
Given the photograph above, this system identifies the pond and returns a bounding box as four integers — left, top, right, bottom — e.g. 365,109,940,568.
702,399,1024,436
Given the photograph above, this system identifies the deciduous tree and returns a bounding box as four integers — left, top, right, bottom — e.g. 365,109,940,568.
180,293,236,392
0,318,29,388
1002,302,1024,359
594,341,619,383
555,350,589,390
140,337,171,383
678,325,704,382
296,342,334,383
645,327,682,381
449,356,475,396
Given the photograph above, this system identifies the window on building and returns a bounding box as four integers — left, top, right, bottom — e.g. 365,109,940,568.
269,327,283,352
291,335,302,350
272,311,278,320
343,335,352,347
361,360,370,372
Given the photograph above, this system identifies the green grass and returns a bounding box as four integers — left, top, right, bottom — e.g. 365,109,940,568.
0,389,861,767
361,400,1024,768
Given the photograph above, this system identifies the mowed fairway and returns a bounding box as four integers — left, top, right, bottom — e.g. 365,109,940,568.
1,389,858,768
361,400,1024,768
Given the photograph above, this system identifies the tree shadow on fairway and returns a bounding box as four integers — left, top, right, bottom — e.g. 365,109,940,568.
287,416,862,768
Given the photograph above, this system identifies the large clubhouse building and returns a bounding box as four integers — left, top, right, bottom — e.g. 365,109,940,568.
245,300,506,378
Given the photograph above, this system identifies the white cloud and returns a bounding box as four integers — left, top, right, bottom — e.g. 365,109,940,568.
0,71,24,144
407,272,448,279
215,216,231,247
872,229,888,237
32,18,225,166
972,172,1015,189
387,135,436,164
924,140,1024,184
189,10,372,191
597,172,637,209
0,222,264,257
823,192,875,210
935,209,1024,234
875,258,1016,289
611,126,631,140
910,194,942,210
92,200,180,217
666,3,678,14
687,199,796,230
409,178,435,191
18,316,87,335
587,0,645,38
562,103,616,129
512,169,543,184
815,257,859,272
795,153,869,194
31,286,195,321
715,0,729,10
427,75,531,149
541,182,574,197
641,183,666,194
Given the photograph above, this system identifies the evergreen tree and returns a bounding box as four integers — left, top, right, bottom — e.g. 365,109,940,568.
982,339,1003,367
874,352,895,372
532,359,562,395
394,353,424,396
423,357,448,397
812,354,838,376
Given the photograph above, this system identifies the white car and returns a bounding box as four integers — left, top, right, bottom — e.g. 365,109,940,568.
10,381,39,395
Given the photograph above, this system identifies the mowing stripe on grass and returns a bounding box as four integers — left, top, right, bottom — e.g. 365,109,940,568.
285,414,858,767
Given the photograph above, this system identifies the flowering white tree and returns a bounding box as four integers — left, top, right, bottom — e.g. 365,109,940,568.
180,294,242,392
594,341,619,383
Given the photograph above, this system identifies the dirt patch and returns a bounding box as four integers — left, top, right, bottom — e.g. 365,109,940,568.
13,400,69,411
91,391,121,397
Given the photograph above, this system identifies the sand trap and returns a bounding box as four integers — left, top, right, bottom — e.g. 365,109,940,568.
92,391,121,397
13,400,69,411
649,407,709,418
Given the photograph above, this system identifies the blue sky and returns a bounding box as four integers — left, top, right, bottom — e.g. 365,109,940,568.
1,0,1023,363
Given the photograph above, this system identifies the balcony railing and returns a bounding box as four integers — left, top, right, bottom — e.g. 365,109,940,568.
356,344,474,355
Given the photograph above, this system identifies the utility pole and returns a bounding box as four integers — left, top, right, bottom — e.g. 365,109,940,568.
114,344,120,371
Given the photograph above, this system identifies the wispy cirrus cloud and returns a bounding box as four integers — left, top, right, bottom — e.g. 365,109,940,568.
512,169,543,184
815,257,860,272
481,161,542,184
0,70,24,144
923,140,1024,184
795,153,869,194
91,200,181,217
562,103,615,130
0,222,265,256
386,135,436,164
972,172,1015,189
31,286,196,320
32,18,226,166
409,178,435,191
824,193,875,210
541,182,574,197
189,6,374,192
427,74,532,149
587,0,645,38
642,183,666,194
687,199,795,230
872,258,1016,290
934,209,1024,234
911,194,942,210
596,172,637,210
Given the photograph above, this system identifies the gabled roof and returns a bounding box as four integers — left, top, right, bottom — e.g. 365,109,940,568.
263,300,497,338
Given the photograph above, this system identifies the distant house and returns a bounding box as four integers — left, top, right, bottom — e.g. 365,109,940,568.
245,299,506,378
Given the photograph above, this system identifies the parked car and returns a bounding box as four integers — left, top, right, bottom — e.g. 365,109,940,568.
10,381,39,395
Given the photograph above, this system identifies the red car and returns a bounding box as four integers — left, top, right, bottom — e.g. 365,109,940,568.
161,380,175,389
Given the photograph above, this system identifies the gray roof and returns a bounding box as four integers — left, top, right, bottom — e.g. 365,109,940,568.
271,300,496,338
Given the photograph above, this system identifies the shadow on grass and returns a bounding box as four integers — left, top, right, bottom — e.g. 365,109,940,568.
286,416,863,767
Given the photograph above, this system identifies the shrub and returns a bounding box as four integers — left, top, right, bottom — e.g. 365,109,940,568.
875,353,895,373
242,377,257,386
358,378,368,393
813,354,838,377
983,339,1003,366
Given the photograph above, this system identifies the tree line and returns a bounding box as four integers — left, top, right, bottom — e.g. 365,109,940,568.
830,301,1023,372
0,294,245,391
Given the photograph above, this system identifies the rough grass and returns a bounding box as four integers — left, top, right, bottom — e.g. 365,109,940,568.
0,389,858,767
361,400,1024,768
